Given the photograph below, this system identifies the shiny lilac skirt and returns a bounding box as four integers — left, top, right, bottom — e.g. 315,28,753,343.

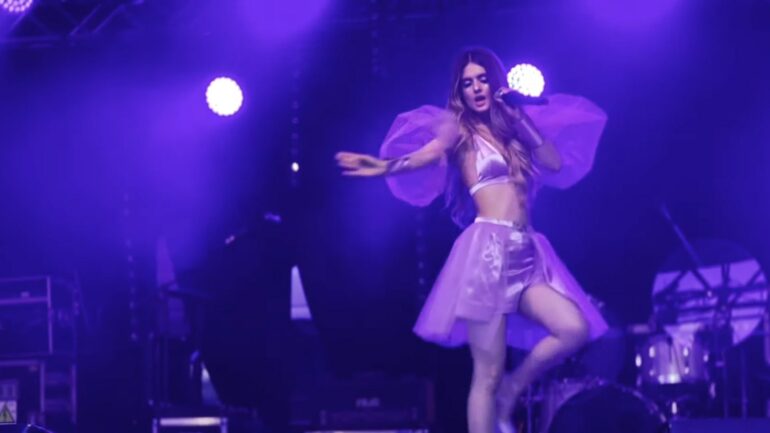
413,218,608,350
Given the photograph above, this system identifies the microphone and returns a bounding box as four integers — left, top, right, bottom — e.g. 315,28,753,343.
498,89,548,106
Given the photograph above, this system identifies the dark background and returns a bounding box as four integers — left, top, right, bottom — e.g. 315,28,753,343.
1,0,769,432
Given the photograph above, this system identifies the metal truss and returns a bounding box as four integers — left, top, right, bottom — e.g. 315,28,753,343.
0,0,538,47
0,0,144,46
331,0,532,26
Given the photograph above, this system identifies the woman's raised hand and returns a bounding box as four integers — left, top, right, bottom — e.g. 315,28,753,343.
335,151,389,177
494,87,525,120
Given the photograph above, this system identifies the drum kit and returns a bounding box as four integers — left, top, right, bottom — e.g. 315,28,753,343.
514,207,770,433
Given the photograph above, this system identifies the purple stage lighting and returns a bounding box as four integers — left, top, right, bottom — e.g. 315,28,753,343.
507,64,545,97
206,77,243,117
0,0,34,14
583,0,681,30
240,0,332,43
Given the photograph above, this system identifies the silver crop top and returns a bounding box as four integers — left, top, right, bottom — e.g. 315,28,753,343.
468,135,517,195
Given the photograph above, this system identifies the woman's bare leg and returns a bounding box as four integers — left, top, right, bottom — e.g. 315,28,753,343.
497,284,590,423
466,316,507,433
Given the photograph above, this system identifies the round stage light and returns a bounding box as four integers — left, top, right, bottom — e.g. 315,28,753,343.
1,0,34,14
507,63,545,97
206,77,243,117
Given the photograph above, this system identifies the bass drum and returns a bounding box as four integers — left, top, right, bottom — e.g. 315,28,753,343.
547,382,667,433
539,377,602,433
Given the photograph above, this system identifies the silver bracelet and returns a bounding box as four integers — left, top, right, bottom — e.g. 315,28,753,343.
386,157,410,174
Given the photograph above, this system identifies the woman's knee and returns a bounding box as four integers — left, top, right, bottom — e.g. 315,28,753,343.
558,316,589,348
521,285,586,338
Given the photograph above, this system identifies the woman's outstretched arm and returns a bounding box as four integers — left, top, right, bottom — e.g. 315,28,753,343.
336,119,459,177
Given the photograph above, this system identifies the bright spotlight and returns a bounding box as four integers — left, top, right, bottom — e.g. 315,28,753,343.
507,64,545,97
1,0,34,14
206,77,243,117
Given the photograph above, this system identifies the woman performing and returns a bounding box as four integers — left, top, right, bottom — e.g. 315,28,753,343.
336,47,609,433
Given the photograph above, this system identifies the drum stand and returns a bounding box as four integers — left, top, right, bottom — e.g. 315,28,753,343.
650,279,769,420
654,204,768,419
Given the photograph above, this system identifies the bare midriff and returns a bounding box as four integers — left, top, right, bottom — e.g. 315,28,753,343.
471,178,530,226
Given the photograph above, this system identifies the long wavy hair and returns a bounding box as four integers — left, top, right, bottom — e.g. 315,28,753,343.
444,47,534,227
